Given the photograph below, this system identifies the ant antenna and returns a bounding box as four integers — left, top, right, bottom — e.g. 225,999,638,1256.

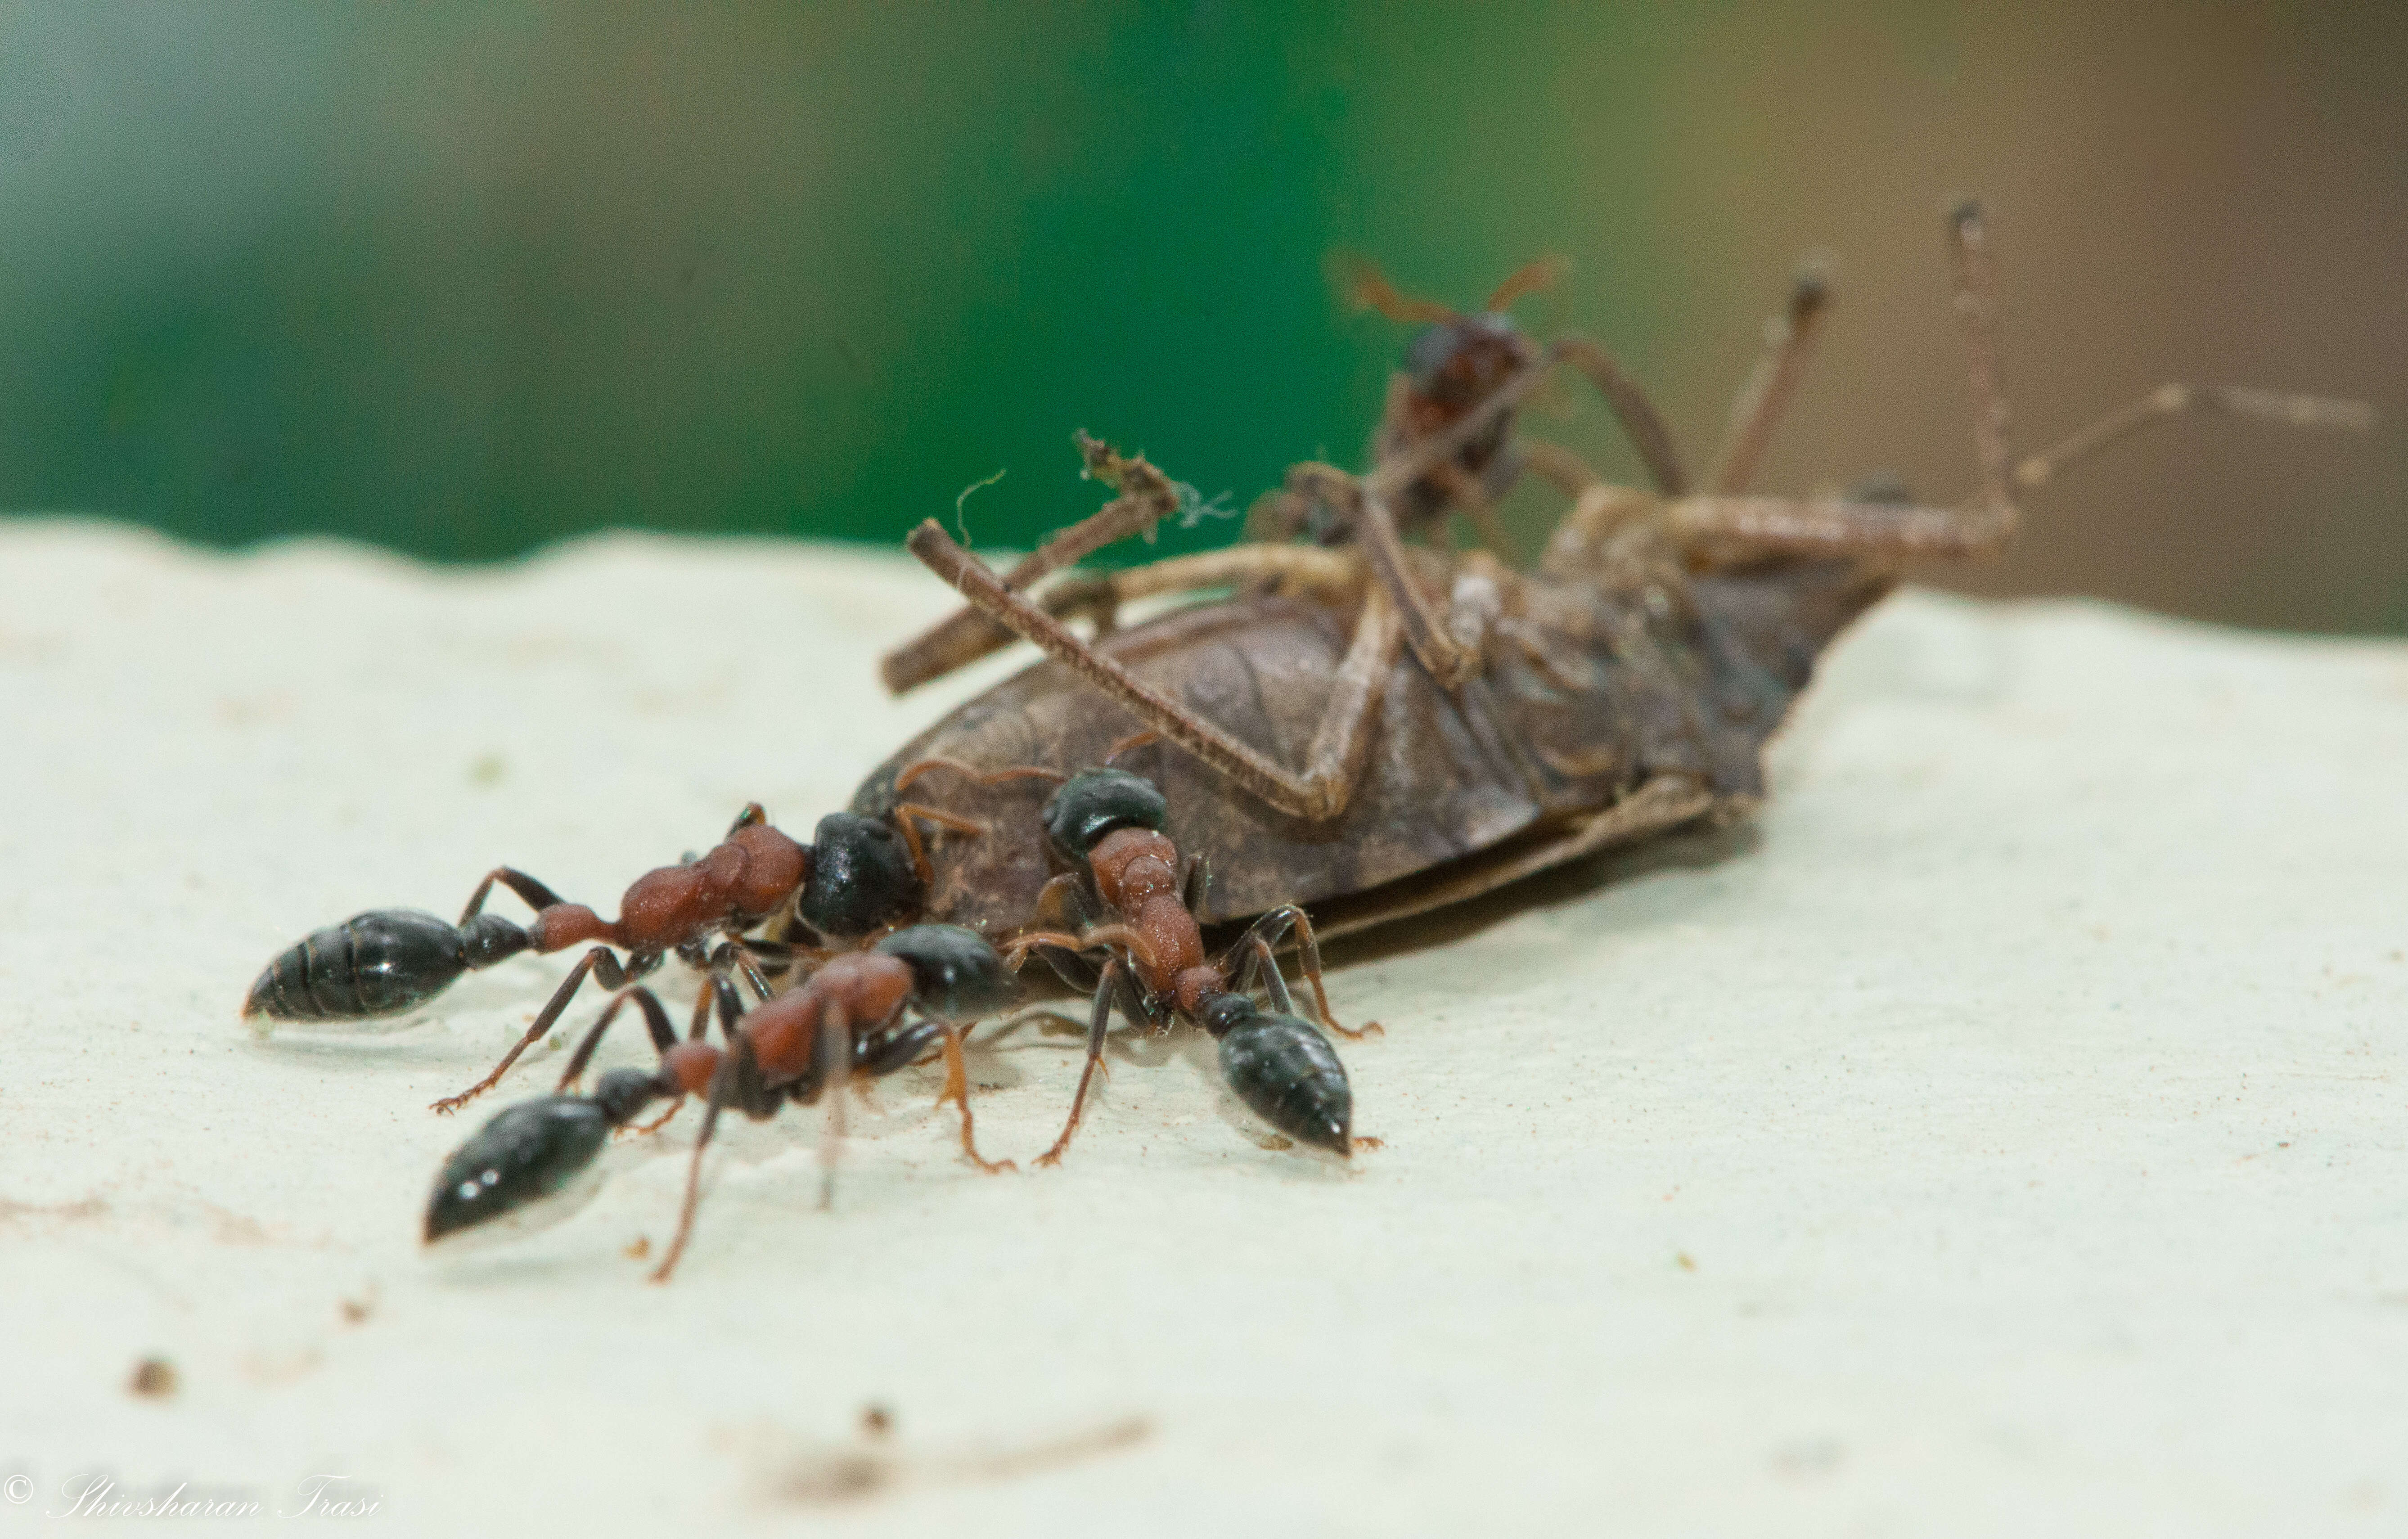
1484,253,1571,315
1330,253,1459,325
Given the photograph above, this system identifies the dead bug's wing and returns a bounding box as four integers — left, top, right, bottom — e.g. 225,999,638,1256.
1307,774,1717,941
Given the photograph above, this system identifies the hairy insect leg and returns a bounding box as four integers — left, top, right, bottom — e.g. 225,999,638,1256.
2014,384,2374,491
430,945,660,1114
1043,543,1367,635
907,522,1404,824
1036,957,1126,1169
880,436,1188,693
1662,205,2020,564
1706,264,1833,495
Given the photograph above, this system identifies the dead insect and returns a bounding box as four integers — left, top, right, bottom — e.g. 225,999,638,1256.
857,202,2370,957
1000,765,1376,1164
424,922,1018,1280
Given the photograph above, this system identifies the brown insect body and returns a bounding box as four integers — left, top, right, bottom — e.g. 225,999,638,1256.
852,548,1888,941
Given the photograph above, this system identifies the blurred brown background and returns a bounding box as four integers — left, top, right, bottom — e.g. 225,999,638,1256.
0,2,2399,631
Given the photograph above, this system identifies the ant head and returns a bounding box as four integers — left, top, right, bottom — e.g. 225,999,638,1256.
1403,312,1539,425
873,923,1018,1022
423,1093,619,1245
797,813,923,940
1041,767,1169,864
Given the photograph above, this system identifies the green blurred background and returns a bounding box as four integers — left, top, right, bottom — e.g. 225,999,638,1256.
0,2,2399,630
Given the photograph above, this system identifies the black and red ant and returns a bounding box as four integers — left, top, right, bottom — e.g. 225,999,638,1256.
423,922,1019,1282
241,797,980,1112
1003,766,1380,1165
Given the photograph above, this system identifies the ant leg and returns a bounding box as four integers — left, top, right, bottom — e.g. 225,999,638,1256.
1037,958,1125,1169
456,867,568,926
816,1001,852,1210
1227,904,1381,1039
1705,266,1832,495
1233,935,1296,1014
911,520,1405,823
649,1093,725,1284
430,947,659,1113
932,1025,1011,1171
881,435,1188,693
1551,337,1692,496
857,1018,1016,1174
892,802,987,885
894,759,1067,799
1518,438,1602,496
1179,851,1210,914
557,985,679,1089
1426,460,1521,566
2014,384,2373,491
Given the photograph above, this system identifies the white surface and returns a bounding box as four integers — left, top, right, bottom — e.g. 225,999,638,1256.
2,522,2404,1535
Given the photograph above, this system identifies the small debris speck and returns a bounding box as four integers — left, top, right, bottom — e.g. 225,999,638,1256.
129,1357,179,1398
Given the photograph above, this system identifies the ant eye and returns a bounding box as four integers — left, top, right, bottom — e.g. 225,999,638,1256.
1041,768,1168,860
797,812,923,940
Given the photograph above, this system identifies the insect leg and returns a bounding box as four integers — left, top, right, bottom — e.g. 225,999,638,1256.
1035,957,1125,1168
937,1022,1012,1174
1425,459,1521,565
1548,336,1691,496
456,867,569,926
2013,384,2373,491
816,999,852,1210
909,522,1399,823
1224,904,1381,1039
1515,438,1602,496
1704,263,1833,495
555,984,680,1090
429,946,658,1114
880,435,1186,693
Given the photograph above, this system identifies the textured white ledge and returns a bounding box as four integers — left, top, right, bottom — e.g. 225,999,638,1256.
1,521,2403,1535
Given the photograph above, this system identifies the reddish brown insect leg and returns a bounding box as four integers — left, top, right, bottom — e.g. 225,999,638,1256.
430,945,658,1114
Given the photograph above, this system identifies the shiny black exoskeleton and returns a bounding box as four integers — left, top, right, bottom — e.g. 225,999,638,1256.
243,909,529,1024
873,922,1017,1022
1040,766,1170,861
1202,994,1352,1156
796,812,923,940
425,1067,662,1242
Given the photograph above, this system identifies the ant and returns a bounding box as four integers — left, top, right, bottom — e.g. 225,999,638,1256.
1001,767,1379,1164
242,797,982,1113
423,923,1020,1282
